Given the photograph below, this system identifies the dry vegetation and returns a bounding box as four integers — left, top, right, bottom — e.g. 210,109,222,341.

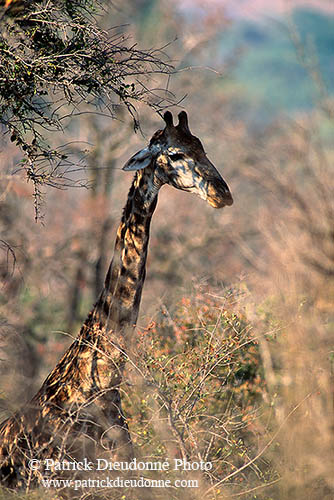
1,1,334,499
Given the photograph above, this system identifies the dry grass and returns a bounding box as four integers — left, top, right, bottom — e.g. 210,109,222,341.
0,44,333,500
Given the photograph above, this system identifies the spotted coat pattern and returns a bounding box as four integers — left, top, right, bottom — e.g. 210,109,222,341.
0,111,233,488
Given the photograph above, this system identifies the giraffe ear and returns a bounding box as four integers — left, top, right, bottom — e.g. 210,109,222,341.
122,147,153,171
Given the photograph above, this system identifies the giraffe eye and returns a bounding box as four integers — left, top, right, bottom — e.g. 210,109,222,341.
169,153,184,161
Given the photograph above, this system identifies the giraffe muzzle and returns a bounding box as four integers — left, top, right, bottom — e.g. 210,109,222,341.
206,178,233,208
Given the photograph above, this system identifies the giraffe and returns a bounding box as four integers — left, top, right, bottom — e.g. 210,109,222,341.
0,111,233,488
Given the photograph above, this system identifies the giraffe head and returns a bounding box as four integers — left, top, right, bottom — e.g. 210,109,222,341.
123,111,233,208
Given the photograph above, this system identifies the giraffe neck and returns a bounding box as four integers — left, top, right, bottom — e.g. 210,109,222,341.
94,168,160,333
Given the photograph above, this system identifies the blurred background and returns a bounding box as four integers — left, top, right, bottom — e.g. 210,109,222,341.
0,0,333,498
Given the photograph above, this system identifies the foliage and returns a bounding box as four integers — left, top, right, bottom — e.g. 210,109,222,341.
123,288,273,498
0,0,173,218
0,2,334,499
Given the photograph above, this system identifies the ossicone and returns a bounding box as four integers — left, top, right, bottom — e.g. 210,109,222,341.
177,111,190,133
163,111,174,128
